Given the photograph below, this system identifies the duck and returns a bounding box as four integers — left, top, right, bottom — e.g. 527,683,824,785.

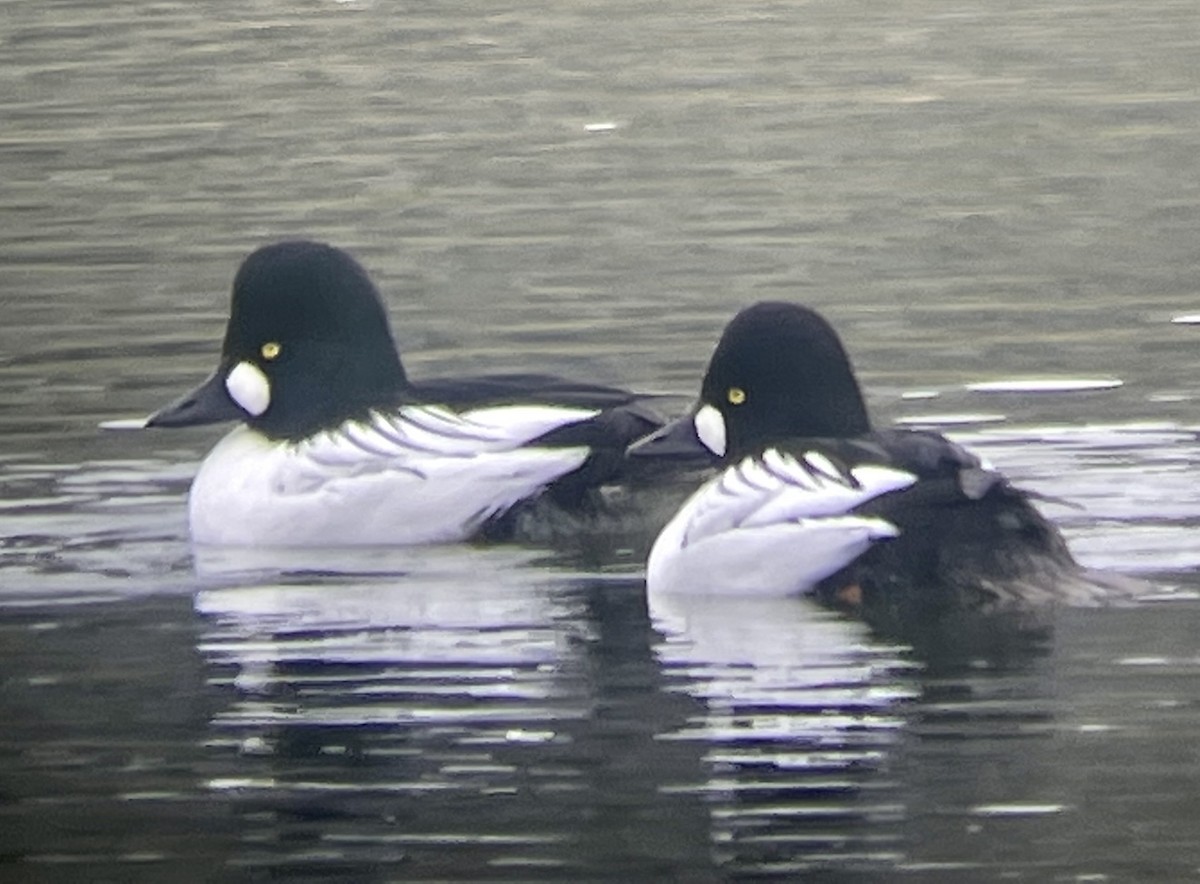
117,240,682,547
630,301,1134,621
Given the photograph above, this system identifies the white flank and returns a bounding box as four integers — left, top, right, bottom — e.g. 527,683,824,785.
188,404,597,546
225,361,271,416
646,449,916,597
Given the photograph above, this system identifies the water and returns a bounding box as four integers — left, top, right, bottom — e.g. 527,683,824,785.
3,0,1200,879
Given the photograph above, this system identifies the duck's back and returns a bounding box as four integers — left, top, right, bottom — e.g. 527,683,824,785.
811,428,1108,620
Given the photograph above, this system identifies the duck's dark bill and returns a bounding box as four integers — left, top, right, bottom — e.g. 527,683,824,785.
146,370,244,428
628,411,711,459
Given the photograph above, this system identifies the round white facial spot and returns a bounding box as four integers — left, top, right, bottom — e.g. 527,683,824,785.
225,361,271,417
694,403,727,458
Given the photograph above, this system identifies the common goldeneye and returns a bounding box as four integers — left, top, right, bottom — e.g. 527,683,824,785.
631,301,1130,618
119,240,673,547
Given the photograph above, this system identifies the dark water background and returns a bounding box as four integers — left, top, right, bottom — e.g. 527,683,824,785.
4,0,1200,880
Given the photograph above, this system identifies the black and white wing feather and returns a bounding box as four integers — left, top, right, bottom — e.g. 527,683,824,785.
190,404,601,545
647,450,917,597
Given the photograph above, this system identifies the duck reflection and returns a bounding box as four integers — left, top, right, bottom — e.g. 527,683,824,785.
191,548,713,879
649,589,918,876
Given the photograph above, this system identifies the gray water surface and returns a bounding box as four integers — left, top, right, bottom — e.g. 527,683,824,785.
4,0,1200,880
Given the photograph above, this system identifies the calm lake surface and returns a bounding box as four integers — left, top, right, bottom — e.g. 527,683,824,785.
4,0,1200,880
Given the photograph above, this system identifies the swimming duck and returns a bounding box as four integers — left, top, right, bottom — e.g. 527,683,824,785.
122,240,673,547
631,301,1125,619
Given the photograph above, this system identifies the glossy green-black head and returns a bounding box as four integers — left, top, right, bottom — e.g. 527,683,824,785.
698,301,870,455
148,241,408,440
630,302,871,463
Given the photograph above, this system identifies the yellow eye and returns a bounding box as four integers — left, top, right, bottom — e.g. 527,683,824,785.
260,342,282,361
727,386,746,405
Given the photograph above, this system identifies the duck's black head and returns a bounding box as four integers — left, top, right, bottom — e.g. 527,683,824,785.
148,241,409,440
631,302,872,463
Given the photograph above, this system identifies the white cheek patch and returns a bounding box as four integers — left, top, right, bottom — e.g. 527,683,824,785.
225,361,271,417
694,404,727,458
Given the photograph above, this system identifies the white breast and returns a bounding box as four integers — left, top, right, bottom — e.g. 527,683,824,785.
646,450,916,597
188,404,599,547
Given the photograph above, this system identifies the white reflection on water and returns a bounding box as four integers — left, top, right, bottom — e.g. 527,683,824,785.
964,379,1123,393
182,559,724,877
189,554,618,874
650,590,918,874
195,548,582,727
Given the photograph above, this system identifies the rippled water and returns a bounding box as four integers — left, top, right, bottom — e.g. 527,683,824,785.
4,0,1200,880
